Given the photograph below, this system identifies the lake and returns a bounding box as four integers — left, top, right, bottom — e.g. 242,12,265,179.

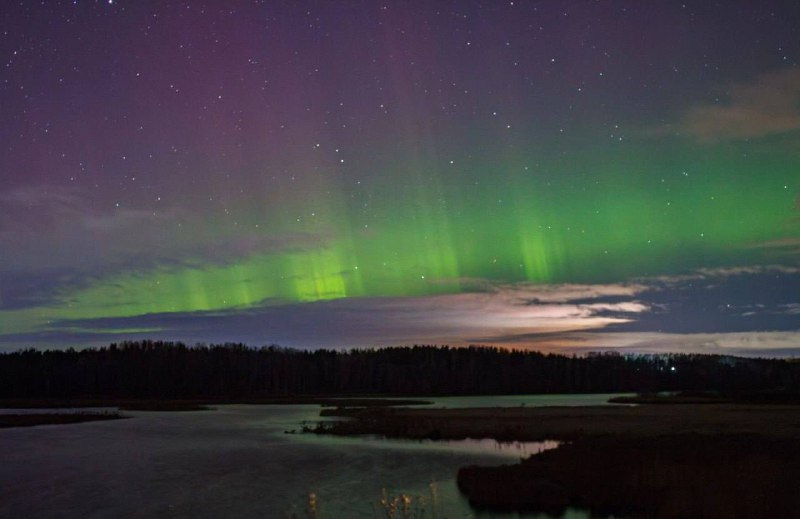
0,395,625,518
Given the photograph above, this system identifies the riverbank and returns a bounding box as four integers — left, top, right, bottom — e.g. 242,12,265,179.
315,404,800,518
609,390,800,405
458,434,799,518
0,412,126,428
0,396,430,411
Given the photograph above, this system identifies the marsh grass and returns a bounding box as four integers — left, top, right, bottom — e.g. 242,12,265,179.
284,483,446,519
375,484,446,519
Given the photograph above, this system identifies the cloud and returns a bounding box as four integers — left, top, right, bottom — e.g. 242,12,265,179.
777,303,800,315
0,184,332,309
0,185,329,270
2,263,797,354
553,331,800,358
502,282,648,304
0,184,86,233
0,281,651,351
673,68,800,141
1,185,176,270
640,264,800,287
749,237,800,258
331,283,651,338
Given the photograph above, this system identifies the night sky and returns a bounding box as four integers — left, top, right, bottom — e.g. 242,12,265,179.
1,1,798,356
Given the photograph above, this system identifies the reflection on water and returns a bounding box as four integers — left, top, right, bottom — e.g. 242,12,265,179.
434,438,560,458
290,426,559,461
0,398,608,518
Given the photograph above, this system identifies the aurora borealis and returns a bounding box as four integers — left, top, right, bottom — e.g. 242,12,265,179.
1,1,799,355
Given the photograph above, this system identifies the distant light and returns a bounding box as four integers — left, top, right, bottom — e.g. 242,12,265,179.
670,366,676,372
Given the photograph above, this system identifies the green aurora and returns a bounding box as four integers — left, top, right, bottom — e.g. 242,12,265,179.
2,139,796,337
2,1,799,351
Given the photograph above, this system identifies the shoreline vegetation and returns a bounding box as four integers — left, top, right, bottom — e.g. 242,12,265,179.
313,402,800,518
314,402,800,441
0,397,432,428
0,395,430,428
608,390,800,405
0,396,430,411
0,411,125,428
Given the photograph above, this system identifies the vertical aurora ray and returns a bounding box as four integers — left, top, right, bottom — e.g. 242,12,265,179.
1,138,796,338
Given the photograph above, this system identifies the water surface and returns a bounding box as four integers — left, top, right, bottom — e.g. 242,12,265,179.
1,395,619,518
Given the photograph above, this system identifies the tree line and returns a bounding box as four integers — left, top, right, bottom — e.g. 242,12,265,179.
0,341,797,399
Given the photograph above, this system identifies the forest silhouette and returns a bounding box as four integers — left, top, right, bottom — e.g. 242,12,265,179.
2,341,798,399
